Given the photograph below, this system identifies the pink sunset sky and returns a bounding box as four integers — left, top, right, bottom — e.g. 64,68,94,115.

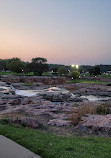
0,0,111,65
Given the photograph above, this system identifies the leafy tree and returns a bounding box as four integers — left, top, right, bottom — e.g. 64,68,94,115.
58,67,68,76
0,59,9,71
48,64,65,71
31,57,48,76
88,68,94,76
8,60,25,73
70,70,80,80
8,58,21,63
24,62,32,73
89,66,101,76
32,57,47,63
93,66,101,76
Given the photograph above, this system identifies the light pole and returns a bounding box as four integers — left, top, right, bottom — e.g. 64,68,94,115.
75,64,79,69
71,64,75,68
71,64,79,69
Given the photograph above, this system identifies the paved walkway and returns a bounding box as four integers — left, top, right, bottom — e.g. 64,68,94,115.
0,135,41,158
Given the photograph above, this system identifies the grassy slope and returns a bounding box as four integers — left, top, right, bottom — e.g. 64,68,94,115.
0,123,111,158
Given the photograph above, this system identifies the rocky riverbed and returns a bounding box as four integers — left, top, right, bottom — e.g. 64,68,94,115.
0,76,111,136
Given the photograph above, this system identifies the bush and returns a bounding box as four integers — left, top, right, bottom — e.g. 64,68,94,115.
70,103,111,126
96,104,111,115
58,67,68,76
70,103,98,125
70,113,79,125
78,103,98,116
70,70,80,80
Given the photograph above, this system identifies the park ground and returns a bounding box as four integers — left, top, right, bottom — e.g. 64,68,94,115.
0,73,111,158
0,120,111,158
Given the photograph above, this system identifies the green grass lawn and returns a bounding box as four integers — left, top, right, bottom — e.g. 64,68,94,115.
0,71,15,75
0,71,35,76
42,72,53,76
70,79,111,84
0,71,52,76
0,122,111,158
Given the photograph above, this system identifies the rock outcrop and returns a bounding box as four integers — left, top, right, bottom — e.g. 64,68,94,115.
76,114,111,136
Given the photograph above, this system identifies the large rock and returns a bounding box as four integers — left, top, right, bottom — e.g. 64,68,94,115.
80,114,111,128
77,114,111,136
9,117,39,128
40,87,74,102
43,92,72,102
65,83,111,98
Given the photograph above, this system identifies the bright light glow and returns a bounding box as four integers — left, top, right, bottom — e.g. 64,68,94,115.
76,65,79,69
71,64,75,67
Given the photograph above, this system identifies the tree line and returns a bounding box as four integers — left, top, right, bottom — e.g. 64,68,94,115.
0,57,48,75
0,57,110,77
0,57,80,80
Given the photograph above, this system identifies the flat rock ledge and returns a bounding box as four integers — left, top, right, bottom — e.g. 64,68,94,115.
47,119,71,126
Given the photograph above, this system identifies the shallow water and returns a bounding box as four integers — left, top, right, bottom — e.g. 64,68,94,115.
80,95,111,102
15,90,40,97
1,85,111,102
15,87,69,97
0,86,10,93
15,88,111,102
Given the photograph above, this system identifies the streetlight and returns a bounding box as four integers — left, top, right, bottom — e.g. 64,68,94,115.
71,64,75,67
76,64,79,69
71,64,79,69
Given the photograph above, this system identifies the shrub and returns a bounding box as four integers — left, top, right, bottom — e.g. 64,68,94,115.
96,104,111,115
70,103,98,125
58,67,68,76
78,103,98,116
70,113,79,125
70,70,80,81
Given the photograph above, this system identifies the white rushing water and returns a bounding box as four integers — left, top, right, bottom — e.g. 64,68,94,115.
80,95,111,102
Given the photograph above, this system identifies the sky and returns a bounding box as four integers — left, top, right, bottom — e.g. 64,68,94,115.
0,0,111,65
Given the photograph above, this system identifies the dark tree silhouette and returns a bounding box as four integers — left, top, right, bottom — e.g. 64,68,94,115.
8,60,25,73
89,66,101,76
31,57,48,76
